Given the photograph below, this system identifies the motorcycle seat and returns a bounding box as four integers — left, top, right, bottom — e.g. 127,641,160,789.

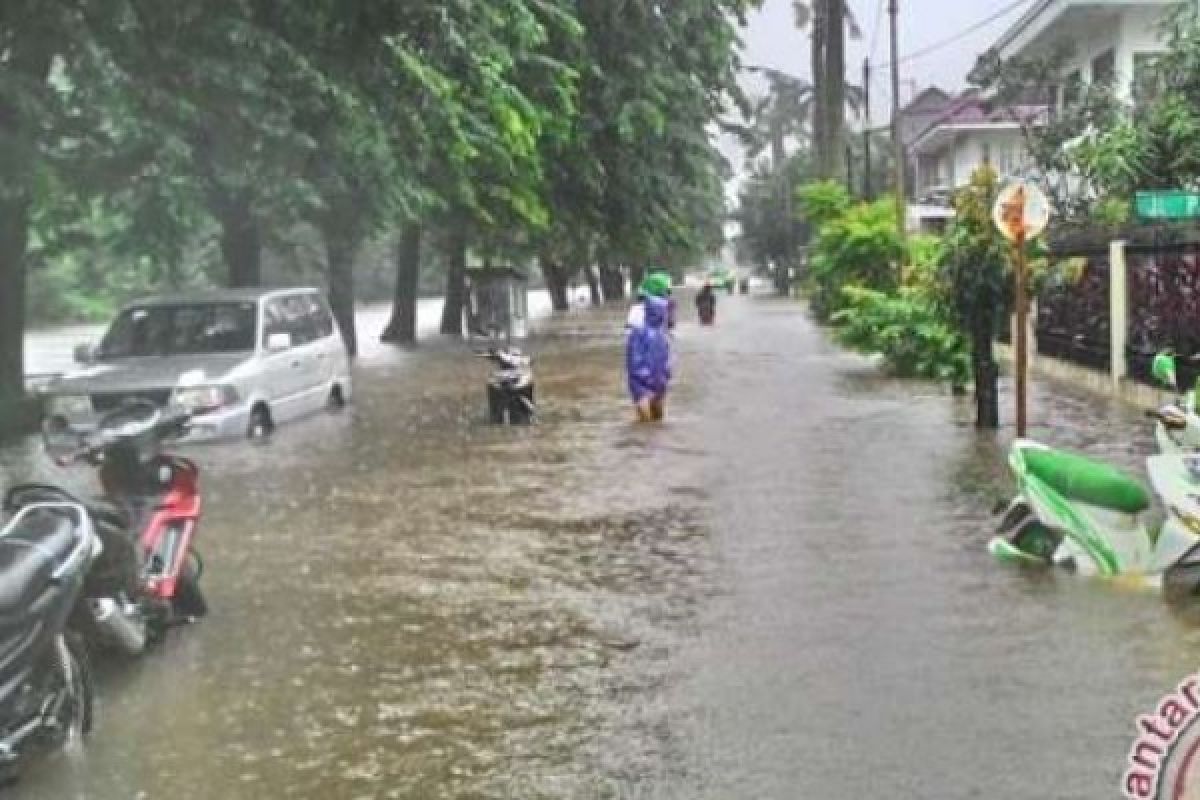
0,511,79,615
1024,448,1150,514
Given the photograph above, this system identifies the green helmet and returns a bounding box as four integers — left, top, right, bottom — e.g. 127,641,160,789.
639,272,671,298
1153,351,1178,389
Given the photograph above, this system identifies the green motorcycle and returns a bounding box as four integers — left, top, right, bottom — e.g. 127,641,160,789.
990,440,1200,594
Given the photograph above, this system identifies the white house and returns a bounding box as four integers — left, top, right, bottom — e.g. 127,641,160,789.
906,0,1173,232
907,92,1038,232
991,0,1173,107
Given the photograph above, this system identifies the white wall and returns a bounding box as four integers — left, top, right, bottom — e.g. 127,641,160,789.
918,128,1029,192
1023,5,1168,104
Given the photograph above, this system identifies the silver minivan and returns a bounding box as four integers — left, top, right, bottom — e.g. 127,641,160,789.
42,288,353,440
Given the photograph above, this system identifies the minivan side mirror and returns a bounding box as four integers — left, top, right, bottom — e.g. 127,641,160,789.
73,343,94,365
265,332,292,353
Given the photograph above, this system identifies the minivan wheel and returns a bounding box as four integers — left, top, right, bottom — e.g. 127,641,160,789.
247,405,273,439
328,385,346,411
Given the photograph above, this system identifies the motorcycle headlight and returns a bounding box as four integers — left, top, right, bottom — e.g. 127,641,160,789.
1170,505,1200,537
171,385,238,414
47,394,92,416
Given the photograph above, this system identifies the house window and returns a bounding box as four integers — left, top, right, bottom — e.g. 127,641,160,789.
1062,69,1083,109
1092,49,1116,88
981,142,992,166
1133,52,1162,106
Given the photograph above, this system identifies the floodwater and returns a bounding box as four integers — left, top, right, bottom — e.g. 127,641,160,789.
4,292,1200,798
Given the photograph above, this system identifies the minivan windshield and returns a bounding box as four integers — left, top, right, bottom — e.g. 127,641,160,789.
97,303,258,358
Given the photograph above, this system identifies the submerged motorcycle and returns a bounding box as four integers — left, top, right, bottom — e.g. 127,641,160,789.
0,501,98,775
990,440,1200,592
479,348,535,425
1146,352,1200,454
5,400,206,656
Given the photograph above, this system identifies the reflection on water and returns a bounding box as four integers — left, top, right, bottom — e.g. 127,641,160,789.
4,296,1200,798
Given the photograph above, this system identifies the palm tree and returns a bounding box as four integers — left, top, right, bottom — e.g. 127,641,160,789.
793,0,861,181
736,66,865,172
742,69,815,169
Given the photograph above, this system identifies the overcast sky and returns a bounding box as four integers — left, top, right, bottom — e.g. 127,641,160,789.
740,0,1030,118
722,0,1031,201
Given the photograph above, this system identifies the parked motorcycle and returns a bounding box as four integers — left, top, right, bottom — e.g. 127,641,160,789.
989,440,1200,593
1146,351,1200,454
0,501,99,776
479,348,535,425
5,400,206,656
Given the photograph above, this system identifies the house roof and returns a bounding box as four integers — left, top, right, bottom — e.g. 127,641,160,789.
900,87,952,116
990,0,1175,59
908,88,1046,154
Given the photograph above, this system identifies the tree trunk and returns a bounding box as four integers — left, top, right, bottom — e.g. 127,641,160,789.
599,264,625,303
630,264,646,295
322,228,360,358
217,194,263,288
0,196,31,430
0,41,53,433
382,225,422,345
584,266,601,306
541,258,570,312
824,0,847,183
811,0,829,179
440,232,467,335
973,319,1000,429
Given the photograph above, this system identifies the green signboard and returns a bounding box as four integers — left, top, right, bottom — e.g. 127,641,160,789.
1135,190,1200,220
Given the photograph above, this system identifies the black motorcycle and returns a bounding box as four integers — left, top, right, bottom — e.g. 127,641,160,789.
479,348,535,425
0,501,97,778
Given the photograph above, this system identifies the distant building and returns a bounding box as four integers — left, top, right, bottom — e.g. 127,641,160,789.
906,0,1174,232
907,91,1044,233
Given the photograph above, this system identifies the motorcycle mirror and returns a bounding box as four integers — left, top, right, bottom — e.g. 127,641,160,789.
1153,351,1179,390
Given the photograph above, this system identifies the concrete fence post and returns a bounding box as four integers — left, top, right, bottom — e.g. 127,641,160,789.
1110,239,1129,389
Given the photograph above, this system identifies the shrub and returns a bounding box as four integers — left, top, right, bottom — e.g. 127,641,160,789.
796,181,852,229
831,286,971,386
806,198,906,321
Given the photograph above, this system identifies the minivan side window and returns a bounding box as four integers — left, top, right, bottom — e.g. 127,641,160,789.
310,295,335,339
262,298,291,349
282,295,318,345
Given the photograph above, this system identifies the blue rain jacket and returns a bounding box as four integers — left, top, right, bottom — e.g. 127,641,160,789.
626,296,672,401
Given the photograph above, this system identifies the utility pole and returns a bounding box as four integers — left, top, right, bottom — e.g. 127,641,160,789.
863,58,872,200
889,0,906,239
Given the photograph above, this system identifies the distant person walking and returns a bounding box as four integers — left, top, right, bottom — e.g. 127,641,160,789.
696,282,717,325
626,295,671,422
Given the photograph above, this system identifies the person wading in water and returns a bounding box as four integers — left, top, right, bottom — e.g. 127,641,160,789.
626,295,671,422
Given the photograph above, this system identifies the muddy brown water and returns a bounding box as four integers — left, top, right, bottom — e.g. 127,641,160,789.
4,293,1200,798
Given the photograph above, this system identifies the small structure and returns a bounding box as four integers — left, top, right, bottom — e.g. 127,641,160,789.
464,266,529,342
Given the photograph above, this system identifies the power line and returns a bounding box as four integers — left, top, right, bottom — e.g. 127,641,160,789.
876,0,1033,69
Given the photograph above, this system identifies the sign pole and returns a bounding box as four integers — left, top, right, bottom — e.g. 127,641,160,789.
1014,230,1028,438
994,181,1049,438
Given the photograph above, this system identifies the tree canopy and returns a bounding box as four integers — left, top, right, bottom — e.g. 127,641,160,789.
0,0,758,420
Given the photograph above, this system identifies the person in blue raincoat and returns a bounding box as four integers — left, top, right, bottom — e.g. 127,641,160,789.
626,295,672,421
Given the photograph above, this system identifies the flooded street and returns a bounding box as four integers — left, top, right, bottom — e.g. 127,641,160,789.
4,293,1199,798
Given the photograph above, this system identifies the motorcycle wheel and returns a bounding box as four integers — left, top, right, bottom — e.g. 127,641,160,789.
173,551,208,619
1010,518,1061,564
53,634,93,743
487,385,506,424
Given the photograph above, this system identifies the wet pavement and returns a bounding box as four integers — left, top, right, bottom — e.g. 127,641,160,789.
4,291,1200,798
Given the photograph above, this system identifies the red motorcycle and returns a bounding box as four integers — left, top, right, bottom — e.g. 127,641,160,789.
5,400,207,655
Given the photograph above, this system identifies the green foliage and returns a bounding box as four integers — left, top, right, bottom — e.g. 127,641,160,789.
902,234,946,296
972,5,1200,218
806,197,904,321
831,286,971,385
796,181,852,229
